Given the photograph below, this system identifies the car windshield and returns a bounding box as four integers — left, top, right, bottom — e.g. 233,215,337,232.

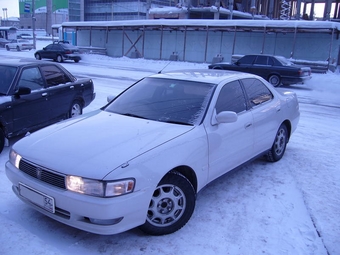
0,66,17,94
104,77,216,125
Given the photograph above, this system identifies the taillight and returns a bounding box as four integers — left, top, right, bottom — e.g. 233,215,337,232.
65,50,72,54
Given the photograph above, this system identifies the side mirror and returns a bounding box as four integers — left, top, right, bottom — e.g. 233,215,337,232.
212,111,237,125
15,86,31,96
107,95,116,102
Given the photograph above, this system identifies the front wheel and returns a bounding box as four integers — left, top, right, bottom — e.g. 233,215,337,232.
266,124,288,162
139,172,196,235
268,74,281,87
35,53,41,60
74,59,80,63
16,46,21,51
68,100,83,118
56,55,63,63
6,45,10,51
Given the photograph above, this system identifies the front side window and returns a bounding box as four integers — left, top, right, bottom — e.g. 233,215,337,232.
18,67,44,91
40,65,72,87
215,80,247,114
241,78,273,107
0,66,17,94
105,77,216,125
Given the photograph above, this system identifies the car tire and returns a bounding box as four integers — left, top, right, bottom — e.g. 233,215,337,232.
68,100,83,118
211,66,223,70
6,45,10,51
56,55,63,63
266,124,288,162
74,59,80,63
35,53,41,60
0,128,5,154
16,46,21,51
268,74,281,87
139,172,196,236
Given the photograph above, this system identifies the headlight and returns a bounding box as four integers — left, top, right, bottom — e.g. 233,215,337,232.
9,149,22,168
66,176,135,197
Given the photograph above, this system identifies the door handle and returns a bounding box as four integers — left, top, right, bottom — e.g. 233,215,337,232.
244,123,252,128
42,92,48,97
70,85,75,89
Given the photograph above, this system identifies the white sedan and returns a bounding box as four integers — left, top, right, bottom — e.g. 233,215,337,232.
6,70,300,236
5,39,34,51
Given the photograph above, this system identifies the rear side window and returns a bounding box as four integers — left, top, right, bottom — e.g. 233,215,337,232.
241,78,273,107
238,55,256,65
254,56,268,65
40,65,72,87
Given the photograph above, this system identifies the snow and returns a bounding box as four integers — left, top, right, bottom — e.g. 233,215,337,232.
0,40,339,255
61,19,340,30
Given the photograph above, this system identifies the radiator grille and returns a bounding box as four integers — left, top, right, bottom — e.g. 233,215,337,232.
19,159,66,189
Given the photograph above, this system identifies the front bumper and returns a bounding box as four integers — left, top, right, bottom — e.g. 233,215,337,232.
5,161,150,235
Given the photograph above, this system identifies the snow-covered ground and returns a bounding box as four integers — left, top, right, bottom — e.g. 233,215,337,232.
0,41,339,255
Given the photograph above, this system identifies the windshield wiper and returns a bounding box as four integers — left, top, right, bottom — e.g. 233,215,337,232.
121,113,148,120
160,120,193,126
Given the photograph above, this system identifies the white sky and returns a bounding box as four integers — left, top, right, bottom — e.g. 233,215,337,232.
0,1,329,19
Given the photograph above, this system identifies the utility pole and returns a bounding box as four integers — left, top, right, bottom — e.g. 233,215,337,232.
32,0,36,49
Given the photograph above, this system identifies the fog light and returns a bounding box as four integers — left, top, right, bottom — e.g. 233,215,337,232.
89,217,123,225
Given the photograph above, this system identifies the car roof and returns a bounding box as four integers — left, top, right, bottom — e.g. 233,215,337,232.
0,60,60,68
150,69,258,84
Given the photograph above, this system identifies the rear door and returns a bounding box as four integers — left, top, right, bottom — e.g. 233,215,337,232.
40,64,77,121
240,78,279,153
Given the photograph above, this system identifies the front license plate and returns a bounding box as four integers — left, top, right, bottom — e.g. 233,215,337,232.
19,183,55,213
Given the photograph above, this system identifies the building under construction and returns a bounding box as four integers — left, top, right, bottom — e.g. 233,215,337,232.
15,0,340,34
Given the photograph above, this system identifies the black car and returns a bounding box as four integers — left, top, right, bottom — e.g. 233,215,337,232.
208,54,312,87
0,61,95,152
34,41,82,63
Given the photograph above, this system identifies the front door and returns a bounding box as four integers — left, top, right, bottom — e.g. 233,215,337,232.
11,67,50,134
205,80,254,182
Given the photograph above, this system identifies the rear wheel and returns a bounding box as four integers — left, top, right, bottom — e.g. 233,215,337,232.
6,45,10,51
268,74,281,87
267,124,288,162
139,172,196,235
68,100,83,118
16,46,21,51
35,53,41,60
74,59,80,63
56,55,63,63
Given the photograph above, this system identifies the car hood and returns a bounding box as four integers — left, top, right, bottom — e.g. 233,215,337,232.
14,110,195,179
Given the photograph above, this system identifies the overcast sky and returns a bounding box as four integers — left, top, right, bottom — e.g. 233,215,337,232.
0,0,19,18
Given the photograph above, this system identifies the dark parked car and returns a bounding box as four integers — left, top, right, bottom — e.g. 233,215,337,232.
0,38,10,48
0,61,95,153
208,54,312,87
34,41,82,63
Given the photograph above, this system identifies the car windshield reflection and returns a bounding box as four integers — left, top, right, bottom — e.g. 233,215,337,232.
105,77,216,125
